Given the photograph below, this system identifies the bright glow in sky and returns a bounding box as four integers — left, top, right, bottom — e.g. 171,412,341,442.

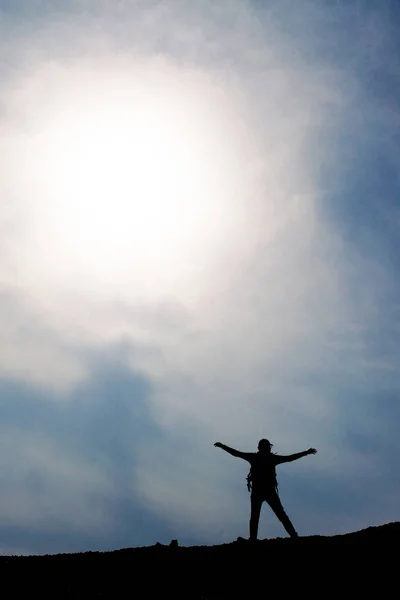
0,0,400,555
18,62,245,299
5,59,250,309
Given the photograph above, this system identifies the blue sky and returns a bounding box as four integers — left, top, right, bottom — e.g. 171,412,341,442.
0,0,399,554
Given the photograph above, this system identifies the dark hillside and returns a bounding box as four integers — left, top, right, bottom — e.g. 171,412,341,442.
1,522,398,598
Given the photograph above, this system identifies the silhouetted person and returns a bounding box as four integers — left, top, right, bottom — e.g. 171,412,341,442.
214,439,317,540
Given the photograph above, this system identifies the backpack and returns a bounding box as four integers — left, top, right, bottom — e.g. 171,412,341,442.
246,456,278,493
246,468,252,492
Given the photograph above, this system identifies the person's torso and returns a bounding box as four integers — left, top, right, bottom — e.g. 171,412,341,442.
249,453,277,494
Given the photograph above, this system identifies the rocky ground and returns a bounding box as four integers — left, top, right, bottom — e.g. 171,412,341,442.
1,522,398,598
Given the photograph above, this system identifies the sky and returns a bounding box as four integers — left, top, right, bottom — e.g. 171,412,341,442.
0,0,399,555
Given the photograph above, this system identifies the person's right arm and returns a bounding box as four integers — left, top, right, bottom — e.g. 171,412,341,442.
214,442,252,461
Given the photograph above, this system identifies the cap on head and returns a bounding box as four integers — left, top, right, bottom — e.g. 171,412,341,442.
258,438,272,452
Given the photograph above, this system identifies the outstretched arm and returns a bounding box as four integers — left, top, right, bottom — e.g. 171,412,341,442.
214,442,252,461
275,448,317,464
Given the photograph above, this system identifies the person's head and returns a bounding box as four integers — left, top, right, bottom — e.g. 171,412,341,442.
257,438,273,454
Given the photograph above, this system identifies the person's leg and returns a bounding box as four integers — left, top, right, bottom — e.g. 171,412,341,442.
266,491,298,538
249,494,263,540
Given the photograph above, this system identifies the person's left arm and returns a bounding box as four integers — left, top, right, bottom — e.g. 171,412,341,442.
274,448,317,464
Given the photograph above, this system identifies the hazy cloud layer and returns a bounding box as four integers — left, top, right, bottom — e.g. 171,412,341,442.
0,0,399,553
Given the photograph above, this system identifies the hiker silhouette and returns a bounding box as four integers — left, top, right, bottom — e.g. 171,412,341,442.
214,439,317,540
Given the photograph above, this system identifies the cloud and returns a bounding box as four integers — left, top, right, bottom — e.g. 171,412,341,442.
0,0,400,550
0,358,179,554
0,291,88,391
